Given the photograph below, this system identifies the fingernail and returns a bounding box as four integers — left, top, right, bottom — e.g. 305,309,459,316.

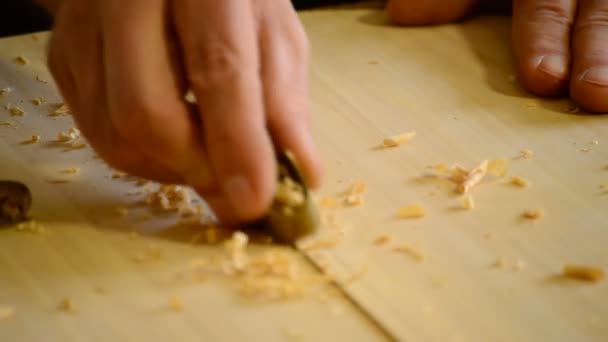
223,175,255,218
580,67,608,87
536,55,568,79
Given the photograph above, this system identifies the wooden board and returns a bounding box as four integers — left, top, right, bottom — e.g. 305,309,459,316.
1,7,607,342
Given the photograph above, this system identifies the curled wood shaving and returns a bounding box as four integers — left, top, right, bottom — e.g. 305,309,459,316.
383,131,416,147
31,98,43,106
458,160,488,194
562,265,605,282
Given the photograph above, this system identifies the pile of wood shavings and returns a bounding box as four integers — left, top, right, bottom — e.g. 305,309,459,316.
181,231,329,301
144,184,205,221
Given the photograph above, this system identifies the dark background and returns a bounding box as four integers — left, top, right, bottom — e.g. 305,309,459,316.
0,1,510,38
0,0,355,37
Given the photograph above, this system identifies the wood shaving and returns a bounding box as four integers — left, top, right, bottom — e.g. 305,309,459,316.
510,176,529,188
397,204,426,219
115,207,128,217
318,196,339,209
343,181,367,206
430,163,450,174
9,106,25,116
144,185,198,216
0,305,15,320
168,296,184,312
69,141,87,149
344,194,364,206
49,103,70,117
460,194,475,210
14,56,29,66
373,234,392,246
46,179,70,184
21,135,40,144
522,209,543,220
383,131,416,147
393,244,425,262
298,236,341,252
57,128,80,142
486,159,509,177
519,149,534,159
566,105,580,114
111,171,127,179
275,177,305,208
35,75,48,83
61,167,80,175
94,287,108,295
58,298,76,313
132,244,162,263
562,265,604,282
0,121,15,127
15,220,46,234
31,98,43,105
458,160,488,194
0,87,12,97
492,257,506,269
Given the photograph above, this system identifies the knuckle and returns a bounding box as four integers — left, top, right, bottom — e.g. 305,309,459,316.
575,8,608,32
185,40,249,90
526,1,574,26
110,97,172,140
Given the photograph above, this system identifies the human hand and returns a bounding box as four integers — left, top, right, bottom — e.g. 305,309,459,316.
387,0,608,113
46,0,322,224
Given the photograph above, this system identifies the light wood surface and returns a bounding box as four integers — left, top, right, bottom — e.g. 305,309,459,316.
1,7,607,342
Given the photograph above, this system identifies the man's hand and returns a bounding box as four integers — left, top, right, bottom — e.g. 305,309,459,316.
387,0,608,113
47,0,322,224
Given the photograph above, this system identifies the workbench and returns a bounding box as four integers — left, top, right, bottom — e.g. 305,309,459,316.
1,6,607,342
